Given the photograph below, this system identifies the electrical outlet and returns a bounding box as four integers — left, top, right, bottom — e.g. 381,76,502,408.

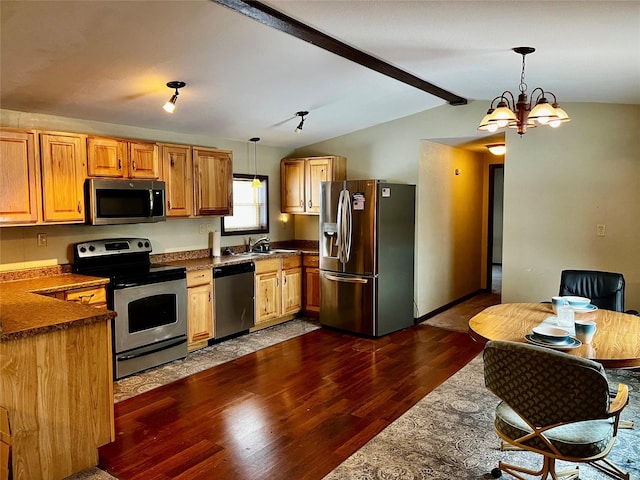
199,224,207,234
37,233,47,247
596,224,606,237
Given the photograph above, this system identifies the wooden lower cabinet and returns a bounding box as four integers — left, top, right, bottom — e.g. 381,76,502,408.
187,269,213,351
255,259,282,325
254,256,302,328
0,320,114,480
303,254,320,315
282,256,302,315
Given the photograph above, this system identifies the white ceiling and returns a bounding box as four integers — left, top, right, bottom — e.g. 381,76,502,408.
1,1,638,149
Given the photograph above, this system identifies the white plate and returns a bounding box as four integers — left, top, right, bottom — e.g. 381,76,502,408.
572,304,598,313
524,334,582,350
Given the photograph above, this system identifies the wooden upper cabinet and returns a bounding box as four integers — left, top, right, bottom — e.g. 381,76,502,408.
40,131,86,223
87,136,160,179
0,129,42,224
305,158,333,214
280,156,346,214
129,141,160,179
193,147,233,216
161,144,193,217
86,137,124,177
280,159,306,214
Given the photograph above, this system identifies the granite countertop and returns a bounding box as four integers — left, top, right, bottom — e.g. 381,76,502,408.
0,274,114,341
165,249,319,272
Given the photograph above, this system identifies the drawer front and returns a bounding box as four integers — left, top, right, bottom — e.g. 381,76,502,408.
255,258,281,274
282,255,302,270
187,269,212,287
303,255,319,267
64,286,107,305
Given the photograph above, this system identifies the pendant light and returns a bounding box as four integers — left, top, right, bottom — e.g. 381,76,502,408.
250,137,262,188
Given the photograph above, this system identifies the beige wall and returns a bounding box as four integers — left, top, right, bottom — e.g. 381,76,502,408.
0,109,293,270
502,103,640,311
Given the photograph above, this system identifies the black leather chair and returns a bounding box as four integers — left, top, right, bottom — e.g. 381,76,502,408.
559,270,638,315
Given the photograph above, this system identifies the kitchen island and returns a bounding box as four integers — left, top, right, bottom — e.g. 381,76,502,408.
0,274,115,480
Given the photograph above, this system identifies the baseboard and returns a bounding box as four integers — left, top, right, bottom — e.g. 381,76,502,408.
415,289,487,324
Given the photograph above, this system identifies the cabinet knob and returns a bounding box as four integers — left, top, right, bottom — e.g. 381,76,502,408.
308,200,312,208
118,158,122,170
77,201,82,213
300,200,304,208
132,160,136,171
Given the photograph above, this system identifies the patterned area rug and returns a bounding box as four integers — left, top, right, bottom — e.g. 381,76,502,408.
323,355,640,480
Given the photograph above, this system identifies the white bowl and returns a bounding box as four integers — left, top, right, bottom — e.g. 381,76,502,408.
532,325,571,342
564,296,591,308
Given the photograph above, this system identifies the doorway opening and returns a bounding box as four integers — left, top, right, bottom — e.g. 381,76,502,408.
487,164,504,295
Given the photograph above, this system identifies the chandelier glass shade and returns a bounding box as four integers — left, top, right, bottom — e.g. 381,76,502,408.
478,47,570,135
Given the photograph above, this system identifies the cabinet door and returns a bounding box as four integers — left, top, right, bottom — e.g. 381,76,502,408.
40,132,86,223
129,142,160,179
0,129,41,224
304,267,320,314
87,137,125,177
282,267,302,315
187,283,213,346
305,158,332,214
162,144,193,217
255,271,281,324
193,148,233,216
280,159,305,213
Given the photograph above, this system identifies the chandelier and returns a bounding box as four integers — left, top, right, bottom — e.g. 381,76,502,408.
478,47,570,136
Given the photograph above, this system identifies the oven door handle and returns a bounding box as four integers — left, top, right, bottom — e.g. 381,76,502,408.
117,337,186,361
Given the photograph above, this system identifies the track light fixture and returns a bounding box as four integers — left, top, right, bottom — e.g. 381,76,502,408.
249,137,262,188
294,111,309,134
478,47,570,136
162,81,186,113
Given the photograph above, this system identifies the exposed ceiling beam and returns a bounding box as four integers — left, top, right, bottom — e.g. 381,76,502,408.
211,0,468,106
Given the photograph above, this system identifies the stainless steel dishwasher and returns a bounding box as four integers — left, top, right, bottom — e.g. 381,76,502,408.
213,262,255,339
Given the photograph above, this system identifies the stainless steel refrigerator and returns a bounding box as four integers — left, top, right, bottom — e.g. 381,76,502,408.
319,180,415,336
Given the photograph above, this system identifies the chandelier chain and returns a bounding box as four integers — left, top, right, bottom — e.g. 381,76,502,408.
519,54,527,94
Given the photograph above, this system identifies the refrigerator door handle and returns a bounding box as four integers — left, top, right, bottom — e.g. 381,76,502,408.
323,273,368,284
336,189,352,264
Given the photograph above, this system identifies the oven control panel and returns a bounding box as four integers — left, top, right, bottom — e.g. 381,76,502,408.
74,238,152,258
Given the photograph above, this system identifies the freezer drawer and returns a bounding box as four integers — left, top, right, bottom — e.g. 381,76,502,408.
320,271,376,336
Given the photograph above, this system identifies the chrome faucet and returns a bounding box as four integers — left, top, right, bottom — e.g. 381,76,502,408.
249,236,270,252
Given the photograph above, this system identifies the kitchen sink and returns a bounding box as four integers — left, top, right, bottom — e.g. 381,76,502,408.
233,249,298,257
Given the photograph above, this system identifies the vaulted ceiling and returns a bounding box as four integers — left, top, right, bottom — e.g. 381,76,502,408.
1,1,638,148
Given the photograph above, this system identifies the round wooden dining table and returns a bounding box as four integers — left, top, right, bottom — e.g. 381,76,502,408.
468,303,640,369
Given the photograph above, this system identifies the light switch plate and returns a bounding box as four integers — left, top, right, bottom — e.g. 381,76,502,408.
596,224,606,237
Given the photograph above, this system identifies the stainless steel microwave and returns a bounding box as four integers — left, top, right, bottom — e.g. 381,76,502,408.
86,178,166,225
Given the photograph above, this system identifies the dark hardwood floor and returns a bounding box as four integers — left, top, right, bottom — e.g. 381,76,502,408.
99,321,485,479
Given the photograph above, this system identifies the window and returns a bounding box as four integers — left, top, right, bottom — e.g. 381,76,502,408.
221,174,269,236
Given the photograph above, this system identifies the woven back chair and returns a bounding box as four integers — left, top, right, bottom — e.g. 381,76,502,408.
483,340,629,480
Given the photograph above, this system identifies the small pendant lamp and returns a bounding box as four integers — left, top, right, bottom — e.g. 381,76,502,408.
250,137,262,188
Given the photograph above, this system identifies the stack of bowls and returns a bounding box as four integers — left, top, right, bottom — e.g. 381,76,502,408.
532,325,571,344
563,296,591,308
